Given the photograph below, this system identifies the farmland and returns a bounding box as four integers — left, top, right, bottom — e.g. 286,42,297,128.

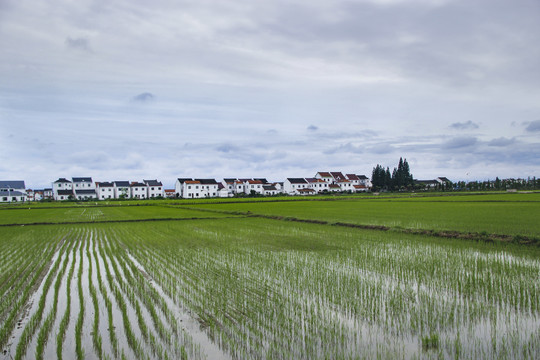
1,193,539,359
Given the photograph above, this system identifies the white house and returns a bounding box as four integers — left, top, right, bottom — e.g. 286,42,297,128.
196,179,219,198
314,172,334,183
263,184,279,196
97,182,115,200
53,178,73,200
284,178,309,195
72,177,97,200
306,178,329,193
114,181,131,199
244,180,264,195
337,179,354,192
222,179,236,193
131,182,148,199
175,178,193,198
0,180,26,202
43,188,53,200
144,179,164,198
234,180,246,195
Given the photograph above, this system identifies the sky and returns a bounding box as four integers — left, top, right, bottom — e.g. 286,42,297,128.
1,0,539,189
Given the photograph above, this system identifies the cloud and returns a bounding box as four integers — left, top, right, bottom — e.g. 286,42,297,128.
488,137,516,147
525,120,540,132
132,93,155,103
307,125,318,131
323,142,363,155
216,143,239,153
65,37,90,51
443,136,477,149
449,121,479,130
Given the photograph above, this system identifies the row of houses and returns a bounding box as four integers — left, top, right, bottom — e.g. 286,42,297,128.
52,178,164,201
5,172,460,202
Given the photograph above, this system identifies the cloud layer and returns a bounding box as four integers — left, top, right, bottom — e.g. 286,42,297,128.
0,0,539,188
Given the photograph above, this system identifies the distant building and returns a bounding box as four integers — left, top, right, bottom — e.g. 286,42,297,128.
0,180,26,202
52,178,73,200
144,179,164,198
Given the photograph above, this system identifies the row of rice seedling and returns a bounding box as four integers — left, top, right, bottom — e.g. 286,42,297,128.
0,229,64,353
13,236,72,360
34,234,75,360
56,236,80,359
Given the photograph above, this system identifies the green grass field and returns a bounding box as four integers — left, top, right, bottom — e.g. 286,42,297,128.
0,193,539,359
193,193,540,237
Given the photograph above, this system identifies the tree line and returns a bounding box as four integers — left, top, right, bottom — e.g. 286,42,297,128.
371,158,414,191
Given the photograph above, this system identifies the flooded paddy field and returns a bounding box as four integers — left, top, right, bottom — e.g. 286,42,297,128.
1,195,539,359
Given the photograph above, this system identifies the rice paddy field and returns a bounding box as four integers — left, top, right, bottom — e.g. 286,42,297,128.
0,192,539,359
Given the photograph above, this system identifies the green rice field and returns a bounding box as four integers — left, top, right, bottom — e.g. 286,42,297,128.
0,193,539,359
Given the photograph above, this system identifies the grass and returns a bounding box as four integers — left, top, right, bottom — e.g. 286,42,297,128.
194,193,540,237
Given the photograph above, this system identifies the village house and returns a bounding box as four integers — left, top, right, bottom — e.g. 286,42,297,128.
114,181,131,199
130,182,148,199
262,184,279,196
72,177,97,200
164,189,176,198
43,188,53,200
96,182,115,200
144,179,164,198
306,178,329,193
222,179,236,193
245,180,264,195
284,178,310,195
0,180,26,202
52,178,73,200
175,178,192,198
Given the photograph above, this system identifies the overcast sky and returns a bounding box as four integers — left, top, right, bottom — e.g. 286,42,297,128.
1,0,539,188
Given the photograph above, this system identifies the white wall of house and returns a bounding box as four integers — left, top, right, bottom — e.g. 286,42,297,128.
53,180,72,200
114,186,130,199
245,181,264,194
284,179,309,195
97,186,114,200
182,182,202,198
147,185,164,198
131,185,148,199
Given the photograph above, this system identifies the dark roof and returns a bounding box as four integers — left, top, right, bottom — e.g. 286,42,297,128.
130,182,147,187
54,178,71,183
97,182,114,187
317,172,332,177
72,177,92,183
57,190,74,195
287,178,308,184
0,180,25,189
217,183,225,190
254,178,268,184
75,189,96,195
357,175,369,180
298,188,315,193
238,178,251,182
305,178,317,183
0,190,25,196
346,174,359,180
144,179,163,186
195,179,219,185
114,181,130,187
177,178,192,184
438,177,451,182
263,185,277,191
223,178,237,183
330,172,346,180
415,180,438,185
